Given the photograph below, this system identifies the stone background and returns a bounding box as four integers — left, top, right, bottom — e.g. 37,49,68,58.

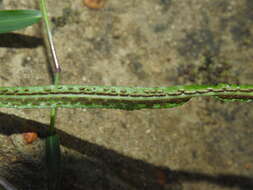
0,0,253,189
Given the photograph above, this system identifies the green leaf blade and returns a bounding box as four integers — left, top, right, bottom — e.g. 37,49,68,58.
0,9,42,33
46,134,61,190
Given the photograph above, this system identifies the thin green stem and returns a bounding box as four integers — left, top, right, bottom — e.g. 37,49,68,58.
40,0,61,133
39,0,61,74
53,72,61,85
51,72,60,134
39,1,62,189
49,107,57,134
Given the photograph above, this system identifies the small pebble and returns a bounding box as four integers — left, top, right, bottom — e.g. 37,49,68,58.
84,0,106,9
23,132,38,144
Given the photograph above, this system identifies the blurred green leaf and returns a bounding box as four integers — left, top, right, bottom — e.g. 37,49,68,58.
0,9,42,33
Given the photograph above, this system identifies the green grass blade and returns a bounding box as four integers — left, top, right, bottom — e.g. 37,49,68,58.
46,134,61,190
0,10,42,33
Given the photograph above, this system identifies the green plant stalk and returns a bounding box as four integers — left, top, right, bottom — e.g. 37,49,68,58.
39,0,61,189
39,0,61,73
46,134,61,190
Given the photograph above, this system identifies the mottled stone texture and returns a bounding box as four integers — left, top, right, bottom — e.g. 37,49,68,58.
0,0,252,189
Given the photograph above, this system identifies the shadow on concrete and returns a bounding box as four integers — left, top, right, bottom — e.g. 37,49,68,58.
0,33,43,48
0,112,252,190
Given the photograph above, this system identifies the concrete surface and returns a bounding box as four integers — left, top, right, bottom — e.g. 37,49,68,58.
0,0,253,189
